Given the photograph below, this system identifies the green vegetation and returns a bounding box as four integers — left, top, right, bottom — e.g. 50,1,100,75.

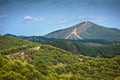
50,40,120,58
4,34,120,58
0,56,46,80
0,36,120,80
81,23,120,42
0,36,38,55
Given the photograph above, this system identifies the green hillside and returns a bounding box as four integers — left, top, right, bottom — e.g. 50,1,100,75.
0,36,120,80
50,40,120,58
0,36,38,55
81,23,120,41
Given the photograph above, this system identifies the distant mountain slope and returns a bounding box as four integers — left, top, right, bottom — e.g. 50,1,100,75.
44,21,120,42
4,34,117,44
22,36,59,43
49,40,120,58
4,34,60,44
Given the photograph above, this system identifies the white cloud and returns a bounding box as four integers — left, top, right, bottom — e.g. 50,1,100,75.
24,15,32,20
23,15,45,22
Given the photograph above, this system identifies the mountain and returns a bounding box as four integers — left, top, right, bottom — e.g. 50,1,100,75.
44,21,120,42
4,34,18,37
0,35,120,80
4,34,27,38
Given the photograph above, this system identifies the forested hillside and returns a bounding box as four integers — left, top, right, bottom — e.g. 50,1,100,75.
0,36,120,80
4,34,120,58
0,36,38,55
50,40,120,58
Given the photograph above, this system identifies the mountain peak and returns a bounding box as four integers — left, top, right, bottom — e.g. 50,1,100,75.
64,21,93,39
79,21,94,25
80,21,93,28
44,21,120,41
71,21,94,29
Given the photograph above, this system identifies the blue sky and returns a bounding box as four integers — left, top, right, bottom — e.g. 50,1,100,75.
0,0,120,36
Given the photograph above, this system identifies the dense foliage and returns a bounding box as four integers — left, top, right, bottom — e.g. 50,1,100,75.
0,36,120,80
29,45,120,80
50,40,120,58
0,56,46,80
0,36,38,55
